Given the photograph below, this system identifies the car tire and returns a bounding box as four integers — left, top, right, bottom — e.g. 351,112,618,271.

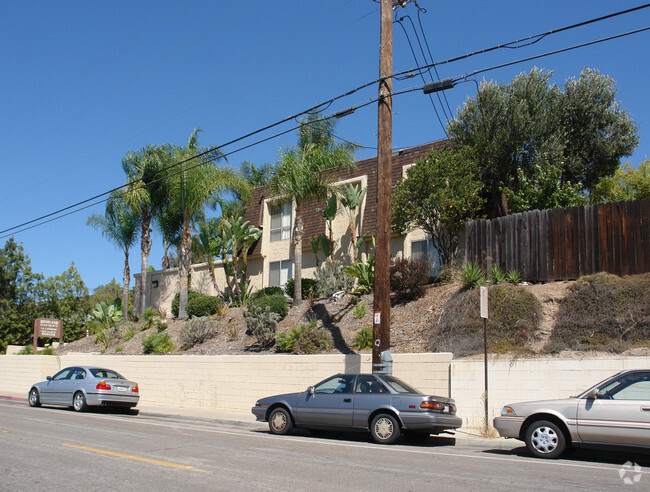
525,420,566,459
73,391,88,412
269,407,293,435
370,413,401,444
28,388,41,407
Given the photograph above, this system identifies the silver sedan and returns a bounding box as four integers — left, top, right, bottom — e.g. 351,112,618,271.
493,369,650,458
252,373,462,444
28,366,139,412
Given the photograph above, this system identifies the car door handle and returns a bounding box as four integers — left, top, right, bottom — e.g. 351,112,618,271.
642,407,650,412
344,398,351,402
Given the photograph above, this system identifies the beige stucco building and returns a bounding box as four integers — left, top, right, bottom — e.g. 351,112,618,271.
135,140,453,316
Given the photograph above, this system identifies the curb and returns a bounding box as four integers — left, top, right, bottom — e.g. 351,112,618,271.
0,395,27,403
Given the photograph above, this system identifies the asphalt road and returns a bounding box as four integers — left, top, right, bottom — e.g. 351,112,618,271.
1,400,648,491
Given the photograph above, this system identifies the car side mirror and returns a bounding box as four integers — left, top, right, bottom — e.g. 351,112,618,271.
46,376,52,381
307,386,314,396
585,388,599,399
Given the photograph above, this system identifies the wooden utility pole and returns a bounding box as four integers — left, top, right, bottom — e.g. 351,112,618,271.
373,0,393,370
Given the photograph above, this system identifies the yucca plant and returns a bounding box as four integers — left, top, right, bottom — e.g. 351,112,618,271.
353,325,373,351
461,262,486,289
506,269,522,284
489,265,506,284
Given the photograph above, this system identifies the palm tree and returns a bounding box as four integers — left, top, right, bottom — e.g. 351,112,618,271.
164,128,249,319
268,113,357,305
121,144,164,315
87,193,139,317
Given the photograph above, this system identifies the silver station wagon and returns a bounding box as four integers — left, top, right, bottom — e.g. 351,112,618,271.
28,366,140,412
252,373,462,444
493,369,650,458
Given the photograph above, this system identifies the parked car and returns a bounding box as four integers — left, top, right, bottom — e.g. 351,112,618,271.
28,366,139,412
252,373,461,444
493,369,650,458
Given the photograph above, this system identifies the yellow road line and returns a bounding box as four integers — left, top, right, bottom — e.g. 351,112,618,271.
63,443,209,473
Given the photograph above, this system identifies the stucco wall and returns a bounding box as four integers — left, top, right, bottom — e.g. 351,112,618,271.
2,354,648,429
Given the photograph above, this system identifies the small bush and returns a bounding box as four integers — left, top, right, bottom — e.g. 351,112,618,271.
249,287,283,302
489,265,506,284
115,346,123,353
285,278,318,299
95,327,119,350
390,257,429,301
275,319,318,353
180,317,218,349
506,269,521,284
461,262,486,289
353,325,373,351
171,291,203,318
353,301,367,319
314,260,355,298
292,326,334,355
121,329,135,342
142,333,176,354
245,305,280,347
185,295,222,318
249,293,288,320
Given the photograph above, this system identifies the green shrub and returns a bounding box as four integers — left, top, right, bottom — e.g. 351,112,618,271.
292,326,333,355
275,319,318,353
95,327,119,350
121,329,135,342
249,293,288,320
506,269,521,284
353,301,367,319
115,346,123,353
284,278,318,299
20,345,56,355
185,295,222,318
429,284,541,357
489,265,506,284
314,260,355,298
344,257,375,294
390,257,429,300
142,333,176,354
461,262,486,289
549,272,650,352
180,317,218,349
171,291,203,318
249,287,284,302
353,325,373,351
17,345,33,355
245,305,280,347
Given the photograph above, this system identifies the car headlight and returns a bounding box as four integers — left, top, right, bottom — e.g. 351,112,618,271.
501,406,517,416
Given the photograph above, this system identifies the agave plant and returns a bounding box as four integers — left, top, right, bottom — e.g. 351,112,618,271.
461,262,486,289
506,269,522,284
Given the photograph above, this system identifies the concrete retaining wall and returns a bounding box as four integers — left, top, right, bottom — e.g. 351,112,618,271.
2,353,648,428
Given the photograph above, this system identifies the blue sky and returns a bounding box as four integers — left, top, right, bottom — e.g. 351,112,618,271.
1,0,649,291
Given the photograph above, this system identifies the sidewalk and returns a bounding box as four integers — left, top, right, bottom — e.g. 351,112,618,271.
1,393,501,446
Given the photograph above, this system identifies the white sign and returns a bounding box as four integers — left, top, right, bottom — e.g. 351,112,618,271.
480,286,488,319
374,312,381,325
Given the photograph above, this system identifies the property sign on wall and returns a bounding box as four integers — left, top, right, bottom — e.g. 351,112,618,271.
33,318,63,352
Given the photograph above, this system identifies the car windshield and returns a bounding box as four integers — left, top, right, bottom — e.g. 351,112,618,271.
380,376,422,394
90,368,124,379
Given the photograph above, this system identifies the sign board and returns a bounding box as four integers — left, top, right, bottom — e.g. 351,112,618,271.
33,318,63,352
35,318,63,338
480,286,488,319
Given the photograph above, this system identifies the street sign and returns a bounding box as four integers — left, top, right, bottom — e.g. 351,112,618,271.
480,286,488,319
33,318,63,352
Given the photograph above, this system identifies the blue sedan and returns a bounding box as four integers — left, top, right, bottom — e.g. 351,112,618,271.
252,373,462,444
28,366,139,412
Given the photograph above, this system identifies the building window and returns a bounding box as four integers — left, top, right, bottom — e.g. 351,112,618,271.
151,280,159,288
270,202,291,242
269,260,292,288
411,239,439,275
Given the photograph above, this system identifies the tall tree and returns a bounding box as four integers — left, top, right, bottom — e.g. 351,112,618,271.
122,144,165,315
447,68,639,217
392,146,485,268
163,128,248,318
267,113,357,305
87,193,139,318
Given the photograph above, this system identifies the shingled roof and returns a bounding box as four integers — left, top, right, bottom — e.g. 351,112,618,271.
243,139,450,257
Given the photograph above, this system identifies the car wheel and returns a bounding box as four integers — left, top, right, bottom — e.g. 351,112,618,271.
73,391,88,412
525,420,566,459
269,407,293,435
28,388,41,407
371,413,400,444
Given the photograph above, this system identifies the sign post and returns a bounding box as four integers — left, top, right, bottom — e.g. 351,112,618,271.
480,286,489,430
33,318,63,353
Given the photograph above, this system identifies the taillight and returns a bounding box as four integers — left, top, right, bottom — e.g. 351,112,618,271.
132,384,139,393
420,401,444,411
96,381,111,390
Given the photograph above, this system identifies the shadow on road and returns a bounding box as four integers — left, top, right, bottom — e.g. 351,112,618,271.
483,445,650,467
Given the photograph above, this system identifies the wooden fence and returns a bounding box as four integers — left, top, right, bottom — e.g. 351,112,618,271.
464,199,650,282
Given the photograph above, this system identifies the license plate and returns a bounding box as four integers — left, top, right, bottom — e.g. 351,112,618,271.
115,386,128,392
